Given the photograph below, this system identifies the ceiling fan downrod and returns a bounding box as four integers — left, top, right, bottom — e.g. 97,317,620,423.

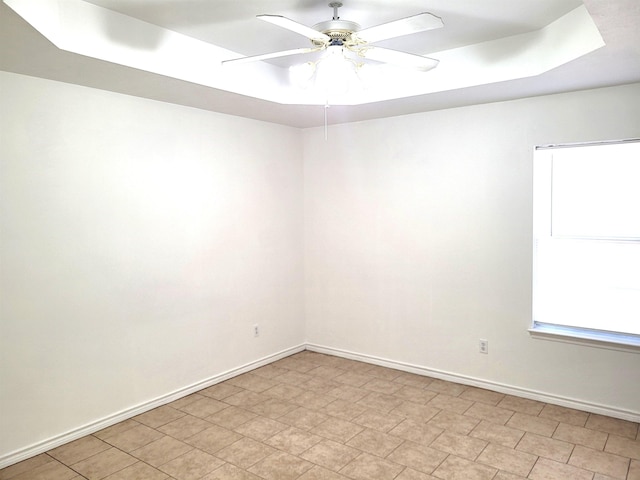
329,2,343,20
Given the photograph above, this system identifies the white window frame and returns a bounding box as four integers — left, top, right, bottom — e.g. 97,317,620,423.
530,139,640,352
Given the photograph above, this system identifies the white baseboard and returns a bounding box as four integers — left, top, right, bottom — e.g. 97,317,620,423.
0,344,305,470
306,343,640,424
3,341,638,469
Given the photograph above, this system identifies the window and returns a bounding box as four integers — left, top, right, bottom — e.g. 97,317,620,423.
531,139,640,349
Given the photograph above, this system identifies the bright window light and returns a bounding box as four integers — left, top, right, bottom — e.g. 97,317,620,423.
531,140,640,348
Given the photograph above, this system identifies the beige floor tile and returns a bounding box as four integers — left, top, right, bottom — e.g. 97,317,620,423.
469,420,525,448
428,410,480,435
7,459,78,480
391,401,441,421
133,405,185,428
395,467,440,480
427,394,473,414
460,387,505,406
312,417,364,443
131,435,192,467
322,398,369,420
388,419,443,446
177,397,227,419
47,435,111,465
293,391,338,409
309,366,346,380
306,374,344,389
158,449,224,480
249,364,288,379
199,382,243,400
277,370,314,386
233,416,288,441
345,428,404,457
497,396,545,416
279,407,329,431
553,422,608,450
156,414,212,440
605,432,640,460
464,402,514,425
392,372,434,389
298,465,351,479
586,414,639,440
339,452,404,480
629,459,640,480
386,442,448,474
169,393,206,410
227,373,278,393
430,431,488,460
248,450,314,480
363,365,403,381
93,420,140,441
273,357,318,373
506,412,558,437
184,425,243,454
357,392,404,413
476,443,537,477
206,406,257,429
569,444,630,479
215,437,277,469
333,371,372,388
262,383,305,400
362,378,403,395
247,397,298,419
102,461,169,480
300,439,361,471
425,379,467,397
539,404,590,427
515,432,573,463
493,471,527,480
71,447,137,480
224,390,270,408
393,386,438,404
0,453,54,480
352,409,404,433
336,360,374,375
265,426,323,455
9,352,640,480
201,463,262,480
528,457,593,480
305,378,345,394
100,424,164,452
432,455,498,480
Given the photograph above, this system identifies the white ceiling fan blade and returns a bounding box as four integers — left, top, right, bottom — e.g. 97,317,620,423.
258,14,331,43
361,47,439,72
222,47,323,66
355,13,443,44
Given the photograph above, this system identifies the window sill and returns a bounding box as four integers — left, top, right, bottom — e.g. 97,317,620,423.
529,324,640,354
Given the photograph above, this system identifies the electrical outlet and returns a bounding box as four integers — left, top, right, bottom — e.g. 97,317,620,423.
479,339,488,354
253,324,259,337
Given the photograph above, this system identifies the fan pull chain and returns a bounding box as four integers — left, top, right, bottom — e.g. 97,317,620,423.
324,101,330,140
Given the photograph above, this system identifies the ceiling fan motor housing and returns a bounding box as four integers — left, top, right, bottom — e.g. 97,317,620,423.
312,19,361,46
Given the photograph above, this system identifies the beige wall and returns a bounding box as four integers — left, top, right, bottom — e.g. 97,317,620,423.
0,71,305,459
304,83,640,417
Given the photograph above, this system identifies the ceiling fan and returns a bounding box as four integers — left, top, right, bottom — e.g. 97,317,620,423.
222,2,443,73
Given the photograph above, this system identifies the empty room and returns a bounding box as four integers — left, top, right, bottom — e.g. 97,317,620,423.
1,0,639,479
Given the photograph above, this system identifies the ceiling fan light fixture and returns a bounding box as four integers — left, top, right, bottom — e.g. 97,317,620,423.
289,61,316,88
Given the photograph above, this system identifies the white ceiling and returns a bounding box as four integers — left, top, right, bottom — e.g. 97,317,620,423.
1,0,639,128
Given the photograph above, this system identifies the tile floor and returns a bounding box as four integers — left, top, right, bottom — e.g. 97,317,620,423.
2,350,639,480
